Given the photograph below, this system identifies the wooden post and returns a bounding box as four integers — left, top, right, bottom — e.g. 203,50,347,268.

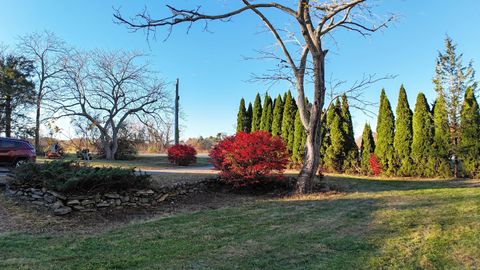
174,78,180,145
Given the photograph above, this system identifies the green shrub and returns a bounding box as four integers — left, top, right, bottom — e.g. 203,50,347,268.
10,161,151,194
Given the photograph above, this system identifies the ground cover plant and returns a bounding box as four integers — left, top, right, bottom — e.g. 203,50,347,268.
1,176,479,269
167,144,197,166
10,161,151,194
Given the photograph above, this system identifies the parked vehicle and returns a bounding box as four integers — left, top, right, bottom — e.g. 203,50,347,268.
0,137,36,167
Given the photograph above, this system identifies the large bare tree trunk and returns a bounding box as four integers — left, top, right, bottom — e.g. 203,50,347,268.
34,95,41,150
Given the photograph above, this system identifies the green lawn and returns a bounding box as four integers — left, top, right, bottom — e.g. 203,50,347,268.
37,154,211,170
1,176,479,269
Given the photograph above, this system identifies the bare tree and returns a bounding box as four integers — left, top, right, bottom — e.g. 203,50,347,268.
115,0,394,193
53,50,170,160
18,31,68,150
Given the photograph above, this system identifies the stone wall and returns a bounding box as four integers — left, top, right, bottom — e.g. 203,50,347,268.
5,179,213,216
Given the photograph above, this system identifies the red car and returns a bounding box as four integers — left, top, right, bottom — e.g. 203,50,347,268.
0,137,36,167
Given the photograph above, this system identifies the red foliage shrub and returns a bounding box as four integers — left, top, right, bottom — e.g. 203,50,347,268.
209,131,289,186
167,144,197,166
369,153,382,176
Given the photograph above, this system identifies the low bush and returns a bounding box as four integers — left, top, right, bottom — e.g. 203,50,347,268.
209,131,289,186
167,144,197,166
369,154,382,176
10,161,151,194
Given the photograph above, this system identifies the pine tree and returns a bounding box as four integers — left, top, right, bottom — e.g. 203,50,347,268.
433,36,476,177
245,102,253,133
236,98,247,132
271,94,283,136
411,93,435,177
340,94,358,172
260,93,273,132
292,109,306,165
281,90,297,153
432,94,452,177
360,123,375,174
375,89,396,175
459,87,480,178
324,99,344,172
393,85,413,176
251,93,262,132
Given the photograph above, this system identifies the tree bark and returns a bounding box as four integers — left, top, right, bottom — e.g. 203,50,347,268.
35,95,41,150
5,95,12,138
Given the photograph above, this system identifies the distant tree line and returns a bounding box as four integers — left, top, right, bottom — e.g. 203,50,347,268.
237,37,480,178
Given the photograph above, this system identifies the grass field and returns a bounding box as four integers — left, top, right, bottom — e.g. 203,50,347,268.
1,176,479,269
37,153,211,170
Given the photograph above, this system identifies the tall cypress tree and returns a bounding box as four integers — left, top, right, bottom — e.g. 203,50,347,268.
432,94,452,177
292,109,306,165
340,94,358,172
459,87,480,178
260,93,273,132
271,94,283,136
411,93,435,177
319,106,333,171
375,89,396,175
236,98,247,132
324,99,344,172
393,85,413,176
251,93,262,132
245,102,253,133
281,91,296,153
360,123,375,174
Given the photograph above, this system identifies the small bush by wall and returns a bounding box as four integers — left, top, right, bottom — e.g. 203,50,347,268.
209,131,289,186
167,144,197,166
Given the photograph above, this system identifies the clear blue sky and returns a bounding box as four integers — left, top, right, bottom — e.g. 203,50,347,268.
0,0,479,139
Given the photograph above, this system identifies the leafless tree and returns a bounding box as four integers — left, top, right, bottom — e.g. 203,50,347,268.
115,0,394,193
18,31,69,150
53,50,170,160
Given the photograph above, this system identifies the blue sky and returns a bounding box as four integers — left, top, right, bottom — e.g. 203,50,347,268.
0,0,479,139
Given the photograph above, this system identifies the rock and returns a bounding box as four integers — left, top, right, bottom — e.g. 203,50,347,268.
81,199,95,206
31,194,44,199
104,193,120,199
136,190,155,196
66,199,80,206
54,206,72,216
52,201,64,209
43,194,56,204
47,190,67,200
80,208,97,212
96,202,110,207
115,199,121,206
120,196,130,203
156,193,169,202
72,205,85,210
32,201,45,206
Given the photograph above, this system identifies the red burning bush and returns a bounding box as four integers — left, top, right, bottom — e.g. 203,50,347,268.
167,144,197,166
209,131,289,186
369,153,382,176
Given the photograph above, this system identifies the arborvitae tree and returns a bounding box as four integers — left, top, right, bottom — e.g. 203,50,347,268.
432,94,452,177
245,102,253,133
459,87,480,178
433,36,476,177
281,90,296,153
260,93,273,132
251,93,262,132
292,109,306,165
411,93,435,177
236,98,247,132
271,94,283,136
324,99,344,172
319,106,333,171
360,123,375,174
375,89,396,175
340,94,358,172
393,85,413,176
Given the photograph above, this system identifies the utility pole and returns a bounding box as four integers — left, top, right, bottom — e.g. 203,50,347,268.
174,78,180,145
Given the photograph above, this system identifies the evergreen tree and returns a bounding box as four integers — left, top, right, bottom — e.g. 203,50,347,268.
292,109,306,165
271,94,283,136
236,98,247,132
324,99,344,172
360,123,375,174
251,93,262,132
393,85,413,176
375,89,396,175
411,93,435,177
432,94,452,177
433,36,476,177
245,102,253,133
319,106,332,171
281,91,297,153
459,87,480,177
340,94,358,172
260,93,273,132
